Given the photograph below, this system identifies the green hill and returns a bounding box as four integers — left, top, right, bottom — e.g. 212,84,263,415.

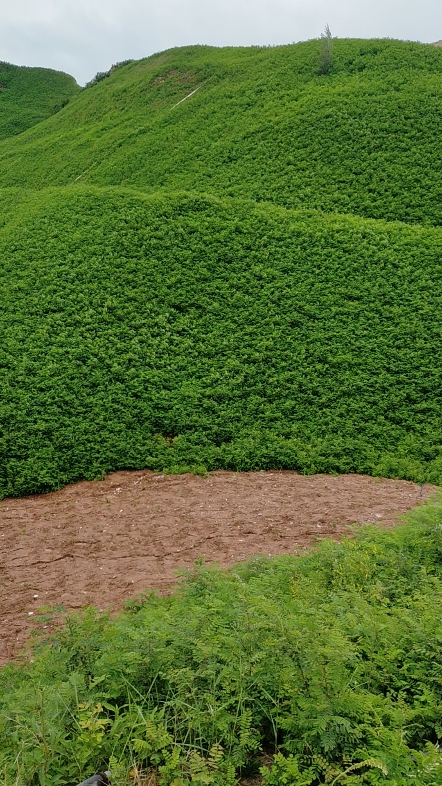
0,39,442,496
0,40,442,225
2,39,442,782
1,187,441,498
0,61,80,141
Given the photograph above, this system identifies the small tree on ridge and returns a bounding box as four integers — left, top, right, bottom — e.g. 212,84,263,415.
318,24,333,75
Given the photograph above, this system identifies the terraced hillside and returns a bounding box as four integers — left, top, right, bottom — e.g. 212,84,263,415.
0,62,79,141
1,38,442,497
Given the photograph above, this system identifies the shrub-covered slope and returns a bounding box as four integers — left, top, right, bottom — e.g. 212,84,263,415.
2,499,442,784
0,39,442,224
0,62,79,141
1,187,441,498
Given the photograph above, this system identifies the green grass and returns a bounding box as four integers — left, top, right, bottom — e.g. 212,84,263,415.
1,187,441,498
0,40,442,225
0,62,80,141
2,497,442,785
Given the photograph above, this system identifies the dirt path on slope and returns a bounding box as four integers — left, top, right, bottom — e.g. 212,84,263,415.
0,470,437,665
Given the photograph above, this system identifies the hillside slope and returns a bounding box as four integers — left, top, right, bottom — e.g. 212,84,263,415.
0,40,441,224
0,62,80,141
1,40,441,497
1,187,441,497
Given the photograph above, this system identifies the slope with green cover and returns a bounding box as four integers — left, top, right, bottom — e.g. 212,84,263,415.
0,39,442,225
0,61,79,141
2,498,442,784
2,38,442,782
1,38,441,495
1,187,441,498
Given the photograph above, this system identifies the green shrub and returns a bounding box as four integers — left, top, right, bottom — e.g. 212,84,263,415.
85,71,111,88
85,61,134,88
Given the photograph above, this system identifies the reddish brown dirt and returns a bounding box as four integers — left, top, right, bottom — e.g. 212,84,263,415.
0,470,437,665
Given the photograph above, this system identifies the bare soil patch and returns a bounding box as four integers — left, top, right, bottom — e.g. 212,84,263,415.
0,470,436,665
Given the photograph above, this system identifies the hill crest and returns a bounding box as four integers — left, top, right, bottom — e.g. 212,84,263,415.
0,38,441,226
0,61,80,141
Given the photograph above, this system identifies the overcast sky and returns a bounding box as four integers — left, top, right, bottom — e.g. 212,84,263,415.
1,0,441,86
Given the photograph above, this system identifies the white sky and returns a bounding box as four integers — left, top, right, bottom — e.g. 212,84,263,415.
1,0,441,85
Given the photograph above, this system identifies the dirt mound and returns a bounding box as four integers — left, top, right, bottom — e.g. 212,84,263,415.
0,470,436,665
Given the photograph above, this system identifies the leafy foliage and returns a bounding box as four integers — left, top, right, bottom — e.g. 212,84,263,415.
0,62,79,141
0,40,442,225
1,36,442,785
0,188,441,497
2,500,442,784
1,42,440,494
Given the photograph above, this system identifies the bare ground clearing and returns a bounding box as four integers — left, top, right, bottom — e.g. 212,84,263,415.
0,470,437,665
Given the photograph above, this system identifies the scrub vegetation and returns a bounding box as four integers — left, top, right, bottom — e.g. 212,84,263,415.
2,499,442,785
1,37,442,784
0,39,442,225
0,39,441,492
1,188,441,498
0,62,79,141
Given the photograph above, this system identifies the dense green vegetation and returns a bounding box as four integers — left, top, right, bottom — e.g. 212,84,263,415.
2,498,442,785
1,39,441,493
0,40,442,225
1,187,441,498
1,36,442,782
0,62,79,141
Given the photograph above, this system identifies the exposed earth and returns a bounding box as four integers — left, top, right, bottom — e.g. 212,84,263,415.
0,470,437,665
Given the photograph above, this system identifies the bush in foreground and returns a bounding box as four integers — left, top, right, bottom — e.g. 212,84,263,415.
1,496,442,784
